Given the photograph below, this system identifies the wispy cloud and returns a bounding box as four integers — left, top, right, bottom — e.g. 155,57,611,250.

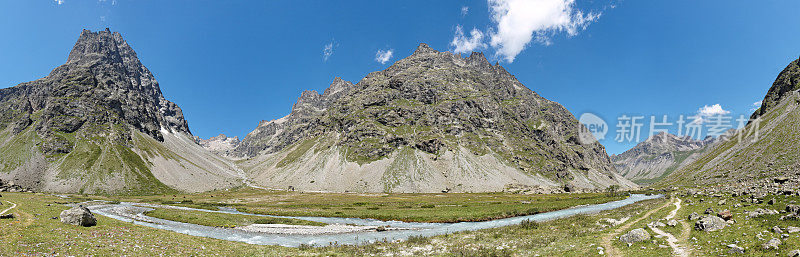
450,25,486,54
375,49,394,64
323,39,337,62
488,0,601,62
461,6,469,16
54,0,64,5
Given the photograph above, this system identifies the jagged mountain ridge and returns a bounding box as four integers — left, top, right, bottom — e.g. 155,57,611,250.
611,132,718,185
659,56,800,187
0,29,241,194
229,44,636,193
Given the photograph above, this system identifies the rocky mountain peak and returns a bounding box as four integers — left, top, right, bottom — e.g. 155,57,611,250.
413,43,437,55
751,57,800,120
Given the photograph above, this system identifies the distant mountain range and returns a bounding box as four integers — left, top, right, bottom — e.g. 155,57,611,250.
659,57,800,187
0,29,241,194
611,132,722,185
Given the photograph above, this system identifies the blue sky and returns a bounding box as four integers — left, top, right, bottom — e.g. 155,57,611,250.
1,1,799,154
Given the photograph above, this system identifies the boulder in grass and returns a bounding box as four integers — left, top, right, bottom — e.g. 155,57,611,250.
763,238,781,250
619,228,650,244
695,215,728,232
59,206,96,227
788,249,800,257
717,210,733,221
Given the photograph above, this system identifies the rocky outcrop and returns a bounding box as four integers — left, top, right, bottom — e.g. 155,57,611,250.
612,132,719,185
60,206,96,227
751,57,800,120
234,44,635,193
0,29,241,194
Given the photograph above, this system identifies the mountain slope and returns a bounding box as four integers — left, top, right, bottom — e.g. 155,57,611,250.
611,132,717,185
659,57,800,187
232,44,635,193
0,29,241,194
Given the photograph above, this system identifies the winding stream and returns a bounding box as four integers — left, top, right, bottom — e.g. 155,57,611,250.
86,194,661,247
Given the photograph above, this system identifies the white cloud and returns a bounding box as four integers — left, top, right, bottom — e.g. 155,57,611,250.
488,0,601,62
54,0,64,5
461,6,469,16
691,104,731,124
450,25,486,54
750,100,763,111
323,40,337,62
375,49,393,64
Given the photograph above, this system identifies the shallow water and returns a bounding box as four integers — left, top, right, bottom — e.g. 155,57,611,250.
88,194,661,247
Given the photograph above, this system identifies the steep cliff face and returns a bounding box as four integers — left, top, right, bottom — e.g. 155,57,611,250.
660,57,800,187
751,57,800,120
612,132,718,185
233,44,635,193
0,29,241,194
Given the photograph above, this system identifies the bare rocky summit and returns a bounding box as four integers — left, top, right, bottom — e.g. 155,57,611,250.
0,29,241,194
195,134,240,157
231,44,635,193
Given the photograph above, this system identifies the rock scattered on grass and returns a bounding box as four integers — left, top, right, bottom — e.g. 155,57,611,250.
727,244,745,254
619,228,650,244
695,215,728,232
59,206,97,227
762,238,781,250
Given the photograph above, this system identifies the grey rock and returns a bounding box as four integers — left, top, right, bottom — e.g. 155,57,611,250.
762,238,781,250
59,206,97,227
619,228,651,244
788,249,800,257
746,208,779,218
667,219,678,227
695,215,728,232
688,212,701,220
727,244,745,254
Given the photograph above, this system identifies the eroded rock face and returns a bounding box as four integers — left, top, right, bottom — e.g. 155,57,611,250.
619,228,650,243
695,215,728,232
0,29,189,152
59,206,97,227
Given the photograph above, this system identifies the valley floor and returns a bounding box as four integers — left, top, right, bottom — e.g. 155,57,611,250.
1,188,797,256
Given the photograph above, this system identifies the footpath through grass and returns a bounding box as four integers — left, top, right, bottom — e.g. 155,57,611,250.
143,207,325,228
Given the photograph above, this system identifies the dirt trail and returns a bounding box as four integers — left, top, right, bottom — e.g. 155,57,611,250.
600,198,672,257
0,201,17,215
648,197,690,257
